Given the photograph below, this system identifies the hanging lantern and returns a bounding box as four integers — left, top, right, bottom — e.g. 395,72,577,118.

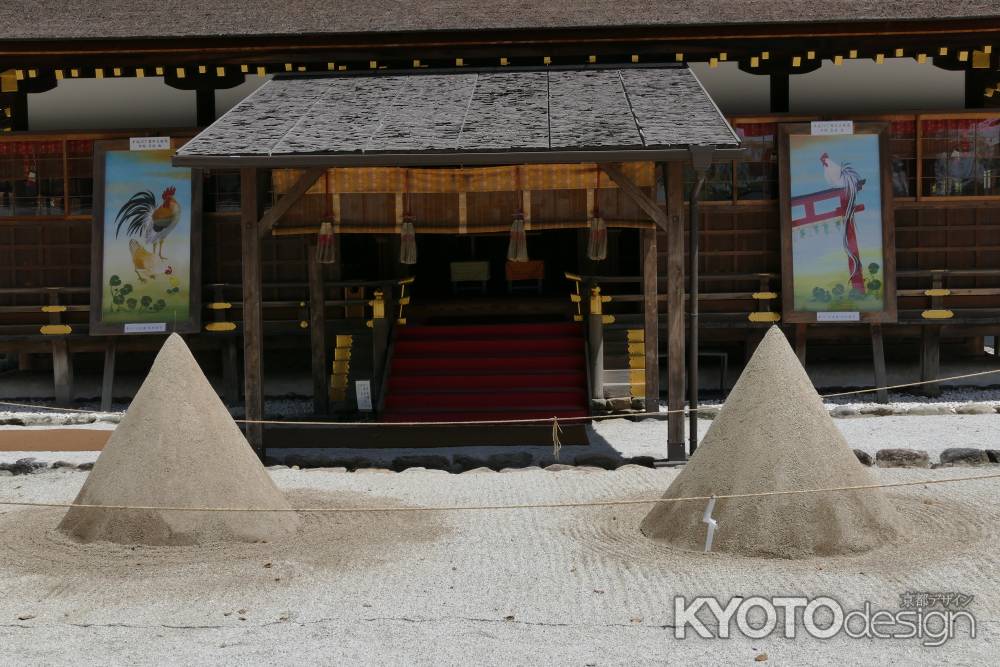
507,212,528,262
315,171,337,264
587,216,607,261
316,221,336,264
586,168,607,261
400,216,417,265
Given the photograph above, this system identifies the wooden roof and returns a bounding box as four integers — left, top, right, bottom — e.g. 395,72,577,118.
174,67,741,168
4,1,999,41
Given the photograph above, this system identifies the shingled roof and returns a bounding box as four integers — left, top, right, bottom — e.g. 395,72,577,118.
174,67,740,168
4,0,999,41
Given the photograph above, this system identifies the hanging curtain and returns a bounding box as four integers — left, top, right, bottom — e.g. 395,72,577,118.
587,168,607,261
399,169,417,264
316,171,337,264
507,167,529,262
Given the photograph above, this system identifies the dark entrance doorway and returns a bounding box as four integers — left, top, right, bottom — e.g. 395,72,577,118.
405,230,583,324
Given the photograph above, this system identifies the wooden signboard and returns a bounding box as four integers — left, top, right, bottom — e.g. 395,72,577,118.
89,138,202,335
778,121,896,323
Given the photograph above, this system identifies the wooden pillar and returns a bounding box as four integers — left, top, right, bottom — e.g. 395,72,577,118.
640,229,659,408
770,72,790,113
664,162,686,461
47,290,72,406
307,238,329,415
794,323,808,365
8,92,28,131
964,70,991,110
240,167,264,455
100,338,117,412
920,325,942,397
196,88,216,127
51,340,73,406
870,324,889,404
588,286,605,400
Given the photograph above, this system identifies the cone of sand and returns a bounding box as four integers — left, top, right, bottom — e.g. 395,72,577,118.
641,326,904,558
59,334,299,545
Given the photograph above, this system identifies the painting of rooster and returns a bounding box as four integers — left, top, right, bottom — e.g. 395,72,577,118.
114,186,182,261
92,145,198,333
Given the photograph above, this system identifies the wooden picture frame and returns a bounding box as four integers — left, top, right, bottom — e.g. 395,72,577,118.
89,138,202,335
778,122,896,324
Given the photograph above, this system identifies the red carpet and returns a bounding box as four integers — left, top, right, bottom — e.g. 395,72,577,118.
382,322,589,423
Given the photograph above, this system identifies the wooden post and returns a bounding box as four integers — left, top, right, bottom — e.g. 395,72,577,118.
240,168,264,455
770,72,790,113
794,323,808,365
100,338,117,412
372,288,390,394
640,229,659,408
588,286,605,400
664,163,686,461
307,238,329,415
870,323,889,404
47,289,73,406
921,326,942,397
196,88,216,126
921,271,945,397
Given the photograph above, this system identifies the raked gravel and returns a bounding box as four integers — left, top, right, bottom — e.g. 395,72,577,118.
0,464,996,665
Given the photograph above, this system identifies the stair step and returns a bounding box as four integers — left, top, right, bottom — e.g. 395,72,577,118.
391,354,584,373
398,322,582,340
395,337,583,356
385,389,586,411
381,409,590,423
388,372,586,391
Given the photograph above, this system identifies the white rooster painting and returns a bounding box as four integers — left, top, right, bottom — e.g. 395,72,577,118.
789,133,885,313
98,149,193,325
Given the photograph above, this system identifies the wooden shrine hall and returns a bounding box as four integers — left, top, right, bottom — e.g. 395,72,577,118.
173,65,742,457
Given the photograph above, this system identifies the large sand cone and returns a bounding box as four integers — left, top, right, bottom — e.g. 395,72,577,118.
641,326,904,558
59,334,300,545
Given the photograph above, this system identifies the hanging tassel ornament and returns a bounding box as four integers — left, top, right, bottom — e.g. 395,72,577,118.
587,169,607,261
507,167,529,262
507,212,528,262
316,221,336,264
400,216,417,265
315,171,337,264
399,170,417,265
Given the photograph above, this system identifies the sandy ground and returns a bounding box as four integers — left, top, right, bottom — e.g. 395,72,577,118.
0,464,996,665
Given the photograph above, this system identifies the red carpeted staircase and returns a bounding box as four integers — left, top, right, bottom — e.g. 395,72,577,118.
382,322,589,422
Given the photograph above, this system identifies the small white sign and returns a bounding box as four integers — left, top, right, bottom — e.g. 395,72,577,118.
810,120,854,136
816,311,860,322
124,322,167,333
355,380,373,411
129,136,171,151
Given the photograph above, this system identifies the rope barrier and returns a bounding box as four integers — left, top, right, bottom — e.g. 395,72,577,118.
3,471,999,513
2,366,1000,427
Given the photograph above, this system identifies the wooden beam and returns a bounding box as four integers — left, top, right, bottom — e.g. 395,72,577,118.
663,162,686,461
640,228,659,407
257,167,325,239
599,163,669,231
307,238,329,416
241,167,265,455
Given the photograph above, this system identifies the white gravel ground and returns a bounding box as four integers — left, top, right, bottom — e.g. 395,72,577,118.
0,464,996,665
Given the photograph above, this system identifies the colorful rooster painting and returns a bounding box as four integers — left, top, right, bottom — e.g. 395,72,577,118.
114,186,183,261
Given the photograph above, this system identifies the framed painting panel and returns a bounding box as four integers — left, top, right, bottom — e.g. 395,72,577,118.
89,138,202,335
778,122,896,324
